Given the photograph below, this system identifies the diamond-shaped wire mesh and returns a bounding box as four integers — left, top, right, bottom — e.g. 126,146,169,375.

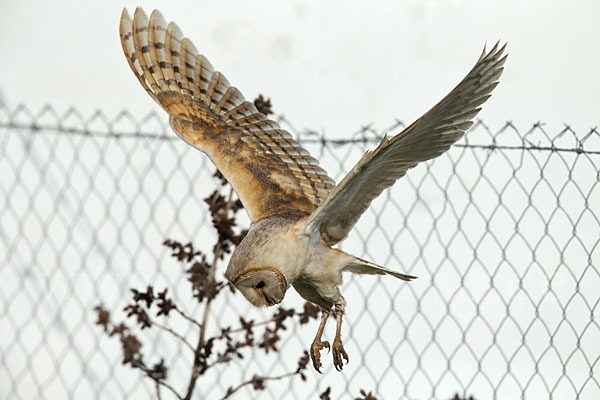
1,104,598,399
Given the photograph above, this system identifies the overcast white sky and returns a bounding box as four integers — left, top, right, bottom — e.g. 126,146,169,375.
1,0,599,136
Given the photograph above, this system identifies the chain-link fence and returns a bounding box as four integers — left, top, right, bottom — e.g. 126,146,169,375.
1,103,598,399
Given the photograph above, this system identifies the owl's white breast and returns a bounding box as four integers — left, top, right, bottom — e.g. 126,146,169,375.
227,209,352,305
251,219,313,283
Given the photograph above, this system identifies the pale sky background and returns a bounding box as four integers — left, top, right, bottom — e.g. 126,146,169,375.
1,0,599,136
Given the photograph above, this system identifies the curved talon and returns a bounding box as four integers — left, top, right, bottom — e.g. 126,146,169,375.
310,340,330,373
332,339,349,371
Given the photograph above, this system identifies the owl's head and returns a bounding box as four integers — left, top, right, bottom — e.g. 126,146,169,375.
228,266,288,308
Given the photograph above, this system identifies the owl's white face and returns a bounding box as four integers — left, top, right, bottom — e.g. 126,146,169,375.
230,266,288,308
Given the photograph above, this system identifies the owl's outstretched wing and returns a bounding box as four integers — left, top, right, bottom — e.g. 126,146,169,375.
304,43,507,245
120,8,335,222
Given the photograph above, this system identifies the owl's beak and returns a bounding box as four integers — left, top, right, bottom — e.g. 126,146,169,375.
261,290,279,306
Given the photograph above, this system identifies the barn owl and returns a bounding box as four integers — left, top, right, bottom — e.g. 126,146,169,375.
120,8,506,372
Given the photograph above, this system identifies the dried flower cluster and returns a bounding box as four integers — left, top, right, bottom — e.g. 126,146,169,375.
94,304,168,382
253,94,273,116
451,394,477,400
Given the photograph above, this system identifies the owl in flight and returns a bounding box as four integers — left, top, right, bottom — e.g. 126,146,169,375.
120,8,506,372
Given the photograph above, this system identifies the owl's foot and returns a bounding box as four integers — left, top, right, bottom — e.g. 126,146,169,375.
332,337,349,371
310,339,331,372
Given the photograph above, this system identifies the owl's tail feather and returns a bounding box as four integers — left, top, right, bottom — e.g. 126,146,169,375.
342,254,417,281
119,8,260,129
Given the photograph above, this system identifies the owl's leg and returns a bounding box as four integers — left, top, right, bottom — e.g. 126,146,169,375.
332,297,349,371
310,307,331,373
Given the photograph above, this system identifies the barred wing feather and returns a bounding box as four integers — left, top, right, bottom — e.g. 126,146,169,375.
120,8,335,222
304,43,507,245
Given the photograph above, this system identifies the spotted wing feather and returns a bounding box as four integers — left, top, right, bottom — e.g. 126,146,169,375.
120,8,335,222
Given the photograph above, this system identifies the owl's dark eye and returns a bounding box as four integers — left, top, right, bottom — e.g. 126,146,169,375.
255,281,266,289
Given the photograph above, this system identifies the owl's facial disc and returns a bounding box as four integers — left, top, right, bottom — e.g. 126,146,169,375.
231,266,287,308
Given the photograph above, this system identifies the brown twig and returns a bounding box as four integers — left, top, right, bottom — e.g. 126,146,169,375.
152,320,196,353
155,380,161,400
153,377,181,399
173,306,203,330
209,315,285,342
221,370,299,400
134,363,182,400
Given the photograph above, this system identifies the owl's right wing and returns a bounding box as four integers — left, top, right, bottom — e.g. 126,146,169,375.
304,43,507,245
120,8,335,223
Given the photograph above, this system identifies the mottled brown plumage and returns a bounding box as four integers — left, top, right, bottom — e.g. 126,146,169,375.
120,8,507,372
120,9,334,222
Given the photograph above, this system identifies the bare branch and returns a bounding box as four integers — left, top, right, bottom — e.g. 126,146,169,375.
134,364,182,400
209,314,285,342
154,380,161,400
152,320,196,353
173,307,203,330
221,370,299,400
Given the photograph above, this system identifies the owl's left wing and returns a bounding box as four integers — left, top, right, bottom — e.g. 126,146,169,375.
304,43,507,245
120,8,335,222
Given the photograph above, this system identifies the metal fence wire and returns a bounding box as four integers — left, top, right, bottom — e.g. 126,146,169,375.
1,103,599,400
